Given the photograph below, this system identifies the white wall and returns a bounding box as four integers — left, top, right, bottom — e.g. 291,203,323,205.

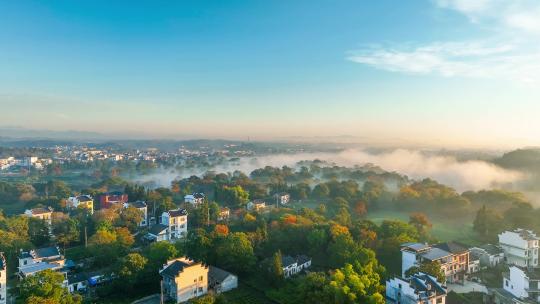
504,266,529,299
402,250,417,277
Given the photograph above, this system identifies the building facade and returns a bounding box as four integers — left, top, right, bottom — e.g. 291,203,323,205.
499,229,539,268
470,244,505,268
282,255,312,278
386,272,447,304
23,207,53,227
184,193,205,206
208,266,238,294
67,195,94,214
99,192,128,209
160,257,209,303
401,242,470,284
503,266,540,303
147,209,188,242
18,246,66,279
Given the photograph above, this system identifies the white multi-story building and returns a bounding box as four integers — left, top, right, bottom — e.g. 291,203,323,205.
401,242,470,284
147,209,188,242
386,272,447,304
502,266,540,303
499,229,539,267
160,257,208,303
0,253,6,304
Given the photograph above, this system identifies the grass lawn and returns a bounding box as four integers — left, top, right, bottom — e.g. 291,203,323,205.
365,209,480,245
224,283,278,304
290,199,481,245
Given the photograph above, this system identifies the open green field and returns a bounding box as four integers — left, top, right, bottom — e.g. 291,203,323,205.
366,209,480,245
292,200,480,245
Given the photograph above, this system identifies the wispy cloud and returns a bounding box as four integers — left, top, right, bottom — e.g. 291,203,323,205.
349,0,540,84
436,0,540,33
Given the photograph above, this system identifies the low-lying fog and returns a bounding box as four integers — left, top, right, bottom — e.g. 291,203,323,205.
131,149,524,193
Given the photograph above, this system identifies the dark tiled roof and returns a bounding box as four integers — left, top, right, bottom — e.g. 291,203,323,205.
434,241,469,254
160,260,190,277
193,193,205,199
480,244,504,255
209,266,234,283
167,209,188,217
410,273,446,296
68,272,89,283
401,242,430,252
281,255,296,267
297,255,311,265
149,224,168,235
77,195,93,202
421,248,451,261
130,201,147,209
35,246,61,258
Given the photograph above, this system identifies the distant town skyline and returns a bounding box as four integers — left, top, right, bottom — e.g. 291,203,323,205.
1,0,539,148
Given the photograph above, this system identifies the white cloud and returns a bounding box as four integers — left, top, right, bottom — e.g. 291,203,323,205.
349,0,540,84
349,41,540,83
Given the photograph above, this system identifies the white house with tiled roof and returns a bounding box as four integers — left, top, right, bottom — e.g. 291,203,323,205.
147,209,188,242
18,246,66,279
386,272,447,304
160,257,208,303
24,207,53,226
401,241,470,284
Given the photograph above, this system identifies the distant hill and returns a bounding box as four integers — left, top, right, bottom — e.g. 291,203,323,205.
493,148,540,171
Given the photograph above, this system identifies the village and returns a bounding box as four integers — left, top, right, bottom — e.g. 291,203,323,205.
0,183,537,304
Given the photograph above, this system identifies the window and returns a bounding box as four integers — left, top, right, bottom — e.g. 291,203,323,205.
398,283,402,289
198,287,203,293
505,280,509,287
199,276,203,281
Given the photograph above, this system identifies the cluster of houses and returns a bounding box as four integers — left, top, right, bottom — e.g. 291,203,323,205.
8,189,312,303
0,156,52,171
389,228,540,304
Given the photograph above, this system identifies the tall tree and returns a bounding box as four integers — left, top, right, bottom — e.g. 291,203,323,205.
18,269,82,304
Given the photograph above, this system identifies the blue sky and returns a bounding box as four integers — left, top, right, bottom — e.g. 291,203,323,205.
1,0,539,147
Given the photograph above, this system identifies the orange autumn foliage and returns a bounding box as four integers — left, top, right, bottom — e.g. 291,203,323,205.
214,224,229,236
